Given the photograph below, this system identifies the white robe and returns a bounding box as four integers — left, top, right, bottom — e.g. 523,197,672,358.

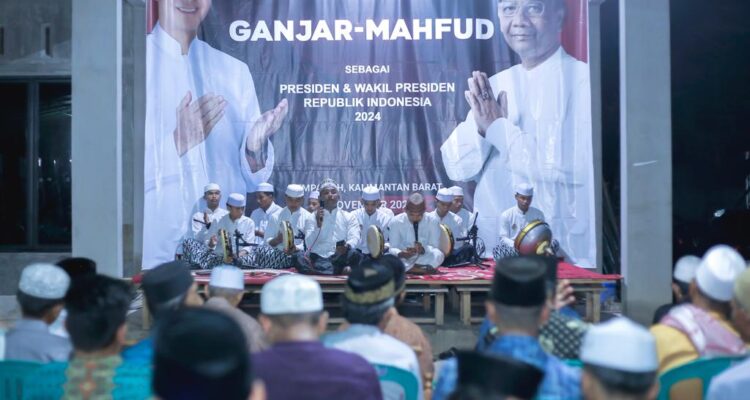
207,214,255,257
143,23,275,268
498,206,545,248
456,208,475,235
351,208,393,254
249,203,282,245
427,210,466,239
304,208,360,258
191,207,229,243
388,213,445,270
440,47,595,267
265,207,313,251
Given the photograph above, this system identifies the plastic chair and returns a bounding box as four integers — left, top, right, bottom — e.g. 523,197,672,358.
0,360,43,400
562,359,583,368
373,363,419,400
657,355,747,400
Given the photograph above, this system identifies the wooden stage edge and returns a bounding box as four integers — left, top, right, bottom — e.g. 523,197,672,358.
134,273,616,330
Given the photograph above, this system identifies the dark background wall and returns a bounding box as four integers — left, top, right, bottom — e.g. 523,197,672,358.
600,0,750,267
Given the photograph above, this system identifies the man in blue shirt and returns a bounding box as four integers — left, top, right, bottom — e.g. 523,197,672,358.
433,256,582,400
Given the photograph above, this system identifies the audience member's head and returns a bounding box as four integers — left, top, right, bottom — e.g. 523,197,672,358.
56,257,97,282
142,261,203,320
342,260,395,327
731,267,750,341
672,255,700,302
153,308,264,400
448,351,544,400
690,245,746,317
379,255,407,303
487,257,549,336
65,274,133,354
208,265,245,307
259,275,326,342
581,318,659,400
17,263,70,324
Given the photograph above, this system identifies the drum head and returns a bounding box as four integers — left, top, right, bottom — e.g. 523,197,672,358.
514,220,553,255
438,223,454,257
281,220,295,251
367,225,385,258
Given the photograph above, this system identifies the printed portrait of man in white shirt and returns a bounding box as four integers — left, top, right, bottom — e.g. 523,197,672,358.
143,0,289,268
441,0,595,267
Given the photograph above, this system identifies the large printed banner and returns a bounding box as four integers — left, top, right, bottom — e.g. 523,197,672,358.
143,0,595,269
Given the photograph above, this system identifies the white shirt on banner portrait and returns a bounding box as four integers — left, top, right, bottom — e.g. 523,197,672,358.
304,208,360,258
143,23,275,268
388,213,445,271
265,207,314,251
208,214,256,258
351,208,393,254
440,47,594,267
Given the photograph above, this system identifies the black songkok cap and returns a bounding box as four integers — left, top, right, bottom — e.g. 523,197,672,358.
56,257,97,281
345,260,395,304
142,260,194,307
455,351,544,399
154,308,252,400
491,256,547,306
379,254,406,294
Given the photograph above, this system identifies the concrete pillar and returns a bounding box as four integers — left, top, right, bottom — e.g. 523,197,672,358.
589,0,605,271
71,0,123,277
619,0,673,324
123,0,146,277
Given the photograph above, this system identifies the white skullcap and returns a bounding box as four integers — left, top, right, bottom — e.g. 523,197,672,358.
581,317,658,373
449,186,464,197
362,186,380,201
18,263,70,300
204,183,220,193
695,245,747,301
209,265,244,290
256,182,274,193
309,190,320,200
436,188,454,203
319,178,337,191
226,193,246,208
515,183,534,197
261,274,323,315
673,255,701,283
285,184,304,198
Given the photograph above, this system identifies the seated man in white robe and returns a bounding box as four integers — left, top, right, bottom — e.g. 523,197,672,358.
254,184,313,269
449,186,475,236
351,186,393,257
293,179,364,275
493,183,547,260
178,183,229,258
428,188,476,267
388,193,445,274
183,193,257,269
249,182,282,245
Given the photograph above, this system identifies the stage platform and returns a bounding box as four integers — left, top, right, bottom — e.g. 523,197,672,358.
133,260,620,329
